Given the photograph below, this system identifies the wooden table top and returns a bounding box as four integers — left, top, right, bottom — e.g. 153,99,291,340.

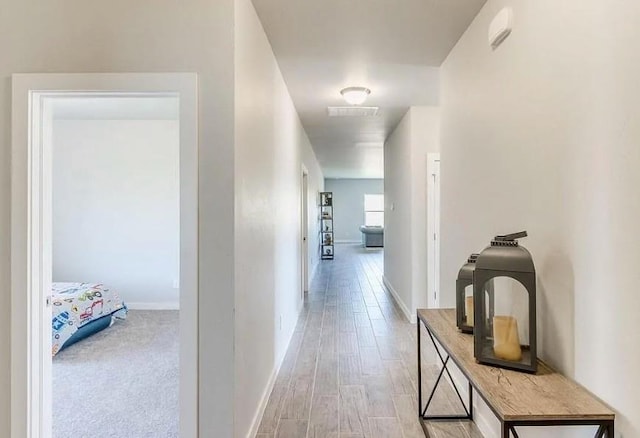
417,309,615,422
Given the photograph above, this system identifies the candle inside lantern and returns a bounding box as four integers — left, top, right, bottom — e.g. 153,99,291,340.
465,296,474,326
493,316,522,361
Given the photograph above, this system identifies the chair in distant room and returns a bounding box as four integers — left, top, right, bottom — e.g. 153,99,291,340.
360,225,384,248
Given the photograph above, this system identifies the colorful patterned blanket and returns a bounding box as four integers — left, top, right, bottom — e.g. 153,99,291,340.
52,283,127,356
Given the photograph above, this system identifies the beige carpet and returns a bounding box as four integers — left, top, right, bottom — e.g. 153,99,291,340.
53,310,179,438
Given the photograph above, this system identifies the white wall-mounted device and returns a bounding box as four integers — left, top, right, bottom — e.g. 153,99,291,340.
488,7,513,50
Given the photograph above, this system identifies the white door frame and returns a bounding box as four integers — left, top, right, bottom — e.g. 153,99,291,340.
11,73,199,438
301,166,309,297
427,153,441,308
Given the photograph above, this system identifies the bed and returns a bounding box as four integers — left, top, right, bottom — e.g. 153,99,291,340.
52,282,127,356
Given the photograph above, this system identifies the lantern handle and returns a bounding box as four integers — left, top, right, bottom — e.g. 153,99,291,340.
494,231,528,241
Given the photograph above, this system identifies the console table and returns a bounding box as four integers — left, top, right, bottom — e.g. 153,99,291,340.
417,309,615,438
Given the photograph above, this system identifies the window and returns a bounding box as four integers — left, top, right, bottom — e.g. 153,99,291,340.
364,194,384,227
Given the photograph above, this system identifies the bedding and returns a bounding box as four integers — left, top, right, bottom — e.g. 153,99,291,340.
52,282,127,356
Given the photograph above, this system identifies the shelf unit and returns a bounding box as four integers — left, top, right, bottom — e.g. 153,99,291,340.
320,192,334,260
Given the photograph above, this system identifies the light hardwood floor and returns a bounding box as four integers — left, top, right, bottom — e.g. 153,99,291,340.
256,244,482,438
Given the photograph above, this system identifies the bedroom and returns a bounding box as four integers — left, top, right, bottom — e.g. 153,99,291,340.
49,94,180,436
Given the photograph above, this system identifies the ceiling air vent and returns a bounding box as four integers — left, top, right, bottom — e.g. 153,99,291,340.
327,106,379,117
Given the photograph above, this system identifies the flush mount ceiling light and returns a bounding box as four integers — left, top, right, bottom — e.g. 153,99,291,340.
340,86,371,105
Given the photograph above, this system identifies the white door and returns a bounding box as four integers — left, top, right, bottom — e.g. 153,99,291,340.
301,170,309,296
12,74,199,438
427,154,441,308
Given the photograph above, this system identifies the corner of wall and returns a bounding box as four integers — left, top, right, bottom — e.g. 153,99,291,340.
245,321,296,438
235,1,325,437
382,276,414,323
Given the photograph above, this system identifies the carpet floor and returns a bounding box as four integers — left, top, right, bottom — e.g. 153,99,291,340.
53,310,179,438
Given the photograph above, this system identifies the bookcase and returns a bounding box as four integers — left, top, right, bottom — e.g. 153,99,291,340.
320,192,334,260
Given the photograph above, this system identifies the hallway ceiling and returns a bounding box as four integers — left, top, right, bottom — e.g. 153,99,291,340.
252,0,486,178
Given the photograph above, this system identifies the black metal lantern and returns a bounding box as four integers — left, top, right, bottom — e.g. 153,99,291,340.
473,231,537,373
457,254,495,334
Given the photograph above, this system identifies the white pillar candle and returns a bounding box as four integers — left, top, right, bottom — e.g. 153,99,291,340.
465,296,474,326
493,315,522,361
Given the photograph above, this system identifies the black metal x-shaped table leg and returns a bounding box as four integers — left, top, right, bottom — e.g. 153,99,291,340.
417,319,473,422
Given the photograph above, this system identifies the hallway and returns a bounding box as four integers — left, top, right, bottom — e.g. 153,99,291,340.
257,244,481,438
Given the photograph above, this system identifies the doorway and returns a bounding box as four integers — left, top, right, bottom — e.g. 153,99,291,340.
11,74,198,438
427,153,441,309
301,167,309,298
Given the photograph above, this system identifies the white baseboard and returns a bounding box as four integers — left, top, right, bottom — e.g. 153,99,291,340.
382,276,414,323
246,320,298,438
246,366,279,438
126,302,180,310
447,358,498,437
474,404,499,438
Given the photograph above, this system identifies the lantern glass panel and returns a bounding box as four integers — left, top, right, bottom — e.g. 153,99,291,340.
480,277,531,366
463,285,474,326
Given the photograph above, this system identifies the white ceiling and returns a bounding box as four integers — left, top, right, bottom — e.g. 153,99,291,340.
252,0,486,178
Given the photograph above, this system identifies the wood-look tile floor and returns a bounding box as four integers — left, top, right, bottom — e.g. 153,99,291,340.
256,244,482,438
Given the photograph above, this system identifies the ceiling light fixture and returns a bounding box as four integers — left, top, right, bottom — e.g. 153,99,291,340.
340,86,371,105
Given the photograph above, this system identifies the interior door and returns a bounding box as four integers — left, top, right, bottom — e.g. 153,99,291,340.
302,171,309,296
427,155,441,309
433,160,440,307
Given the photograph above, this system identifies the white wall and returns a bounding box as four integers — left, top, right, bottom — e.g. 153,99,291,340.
0,0,236,435
52,119,179,308
234,0,324,436
441,1,640,436
324,178,384,242
384,107,440,320
384,111,413,319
